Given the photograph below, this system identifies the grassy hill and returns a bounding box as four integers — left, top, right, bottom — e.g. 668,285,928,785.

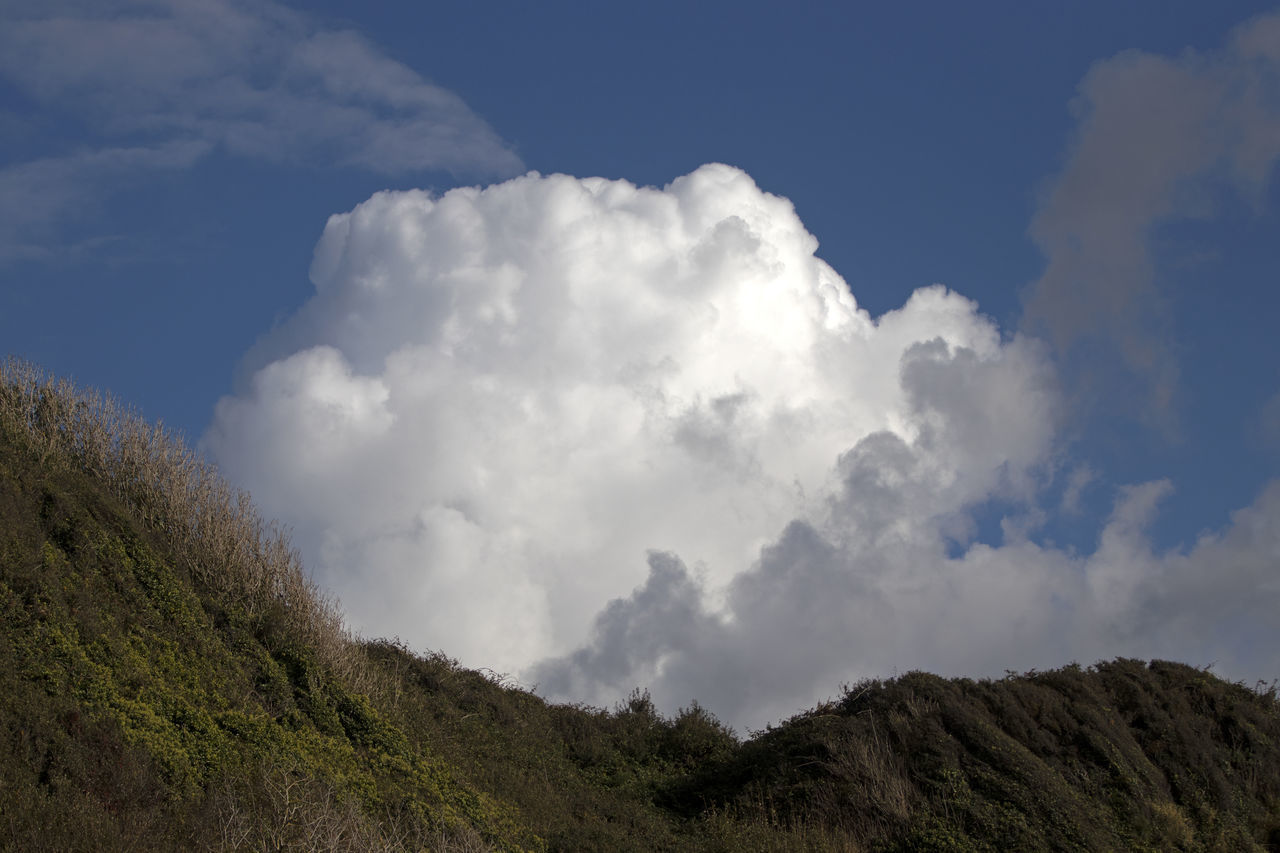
2,358,1279,851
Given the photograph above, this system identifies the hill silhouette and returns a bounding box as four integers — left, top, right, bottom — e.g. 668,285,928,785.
2,358,1279,851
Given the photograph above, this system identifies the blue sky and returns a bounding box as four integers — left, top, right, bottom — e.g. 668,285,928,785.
3,1,1279,729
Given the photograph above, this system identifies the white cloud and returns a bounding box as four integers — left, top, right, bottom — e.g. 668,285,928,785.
207,161,1280,732
527,14,1280,730
1021,10,1280,420
205,164,1056,677
538,471,1280,733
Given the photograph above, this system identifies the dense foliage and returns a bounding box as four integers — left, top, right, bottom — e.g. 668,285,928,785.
2,359,1278,851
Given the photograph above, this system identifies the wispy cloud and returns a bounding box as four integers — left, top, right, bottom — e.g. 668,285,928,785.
0,141,209,261
1021,10,1280,424
1060,463,1097,515
0,0,522,257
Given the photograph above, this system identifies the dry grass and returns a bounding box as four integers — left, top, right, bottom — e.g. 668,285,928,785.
0,358,367,690
194,758,497,852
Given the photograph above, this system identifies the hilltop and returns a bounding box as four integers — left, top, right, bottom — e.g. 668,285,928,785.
2,359,1279,851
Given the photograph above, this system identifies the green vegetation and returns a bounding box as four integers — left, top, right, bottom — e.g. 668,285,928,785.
1,358,1279,851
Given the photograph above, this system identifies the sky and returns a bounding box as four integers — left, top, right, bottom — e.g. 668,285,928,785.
2,0,1279,732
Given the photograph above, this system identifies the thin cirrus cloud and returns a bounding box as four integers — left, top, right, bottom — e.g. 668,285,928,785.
0,0,522,258
1021,10,1280,424
0,140,210,261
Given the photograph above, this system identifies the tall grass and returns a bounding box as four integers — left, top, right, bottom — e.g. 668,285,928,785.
0,358,363,688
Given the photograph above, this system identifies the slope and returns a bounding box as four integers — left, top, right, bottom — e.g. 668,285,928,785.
2,359,1279,852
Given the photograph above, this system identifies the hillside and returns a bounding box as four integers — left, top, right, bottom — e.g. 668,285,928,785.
2,359,1279,852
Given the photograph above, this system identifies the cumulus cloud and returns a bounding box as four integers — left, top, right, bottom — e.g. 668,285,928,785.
540,476,1280,732
0,0,520,257
1021,10,1280,420
205,164,1056,676
207,161,1280,732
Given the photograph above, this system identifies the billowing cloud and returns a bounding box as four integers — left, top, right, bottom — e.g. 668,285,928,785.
207,161,1280,732
1021,10,1280,420
534,13,1280,727
0,0,520,257
204,164,1058,679
538,475,1280,732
